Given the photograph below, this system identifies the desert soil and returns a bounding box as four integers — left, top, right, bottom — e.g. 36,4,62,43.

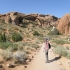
25,45,68,70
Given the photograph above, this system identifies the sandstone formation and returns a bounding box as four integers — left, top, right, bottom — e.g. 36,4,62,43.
0,12,58,27
1,12,70,35
57,14,70,35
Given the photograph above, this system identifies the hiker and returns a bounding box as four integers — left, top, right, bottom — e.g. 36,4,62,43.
42,38,51,63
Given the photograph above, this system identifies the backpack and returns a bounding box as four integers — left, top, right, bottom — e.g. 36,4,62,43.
48,43,51,49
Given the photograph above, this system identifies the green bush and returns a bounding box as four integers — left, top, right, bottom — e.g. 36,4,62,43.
0,42,18,50
33,31,40,36
0,33,6,42
48,28,59,35
54,46,68,57
53,39,65,45
12,32,22,42
2,32,6,42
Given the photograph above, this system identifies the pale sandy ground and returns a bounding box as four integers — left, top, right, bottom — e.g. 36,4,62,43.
25,46,66,70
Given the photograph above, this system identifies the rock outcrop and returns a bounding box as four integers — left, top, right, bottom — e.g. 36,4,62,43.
0,12,58,27
57,14,70,35
0,12,70,35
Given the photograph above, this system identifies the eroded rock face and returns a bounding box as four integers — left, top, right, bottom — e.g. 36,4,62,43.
36,15,58,27
0,12,58,27
5,15,11,23
57,14,70,35
0,12,70,35
36,16,45,26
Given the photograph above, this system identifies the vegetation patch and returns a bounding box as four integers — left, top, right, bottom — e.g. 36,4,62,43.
48,28,60,35
54,46,70,59
33,31,40,36
0,42,18,50
12,32,23,42
13,50,27,64
1,49,13,61
54,46,68,57
52,39,66,45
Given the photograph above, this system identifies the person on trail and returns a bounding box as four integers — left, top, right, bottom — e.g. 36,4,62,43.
42,38,50,63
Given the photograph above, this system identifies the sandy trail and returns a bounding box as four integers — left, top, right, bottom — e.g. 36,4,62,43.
26,46,65,70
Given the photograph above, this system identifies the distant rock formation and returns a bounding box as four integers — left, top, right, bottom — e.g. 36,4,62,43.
0,12,58,27
57,14,70,35
1,12,70,35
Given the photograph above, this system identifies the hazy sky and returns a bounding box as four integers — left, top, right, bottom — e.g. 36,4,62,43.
0,0,70,18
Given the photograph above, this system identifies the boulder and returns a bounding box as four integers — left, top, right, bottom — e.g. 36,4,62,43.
57,14,70,35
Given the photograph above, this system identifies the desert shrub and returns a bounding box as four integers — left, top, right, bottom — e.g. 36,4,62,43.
13,50,27,64
48,28,59,35
18,46,24,51
64,41,70,44
31,44,39,50
0,42,12,49
18,43,25,51
53,39,65,45
24,46,31,50
0,42,18,50
0,33,6,42
67,52,70,59
12,32,22,42
15,41,28,51
54,46,68,57
2,32,6,42
10,44,18,51
33,31,40,36
7,45,18,52
1,49,13,61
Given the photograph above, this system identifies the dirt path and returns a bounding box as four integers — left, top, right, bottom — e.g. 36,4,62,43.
26,45,66,70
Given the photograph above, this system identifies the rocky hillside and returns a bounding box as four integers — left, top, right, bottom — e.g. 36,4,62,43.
0,12,58,27
0,12,70,35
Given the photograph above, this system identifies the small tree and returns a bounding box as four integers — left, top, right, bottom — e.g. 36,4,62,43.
12,32,22,42
33,31,40,36
2,33,6,42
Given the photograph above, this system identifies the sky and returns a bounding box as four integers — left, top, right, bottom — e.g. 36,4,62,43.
0,0,70,18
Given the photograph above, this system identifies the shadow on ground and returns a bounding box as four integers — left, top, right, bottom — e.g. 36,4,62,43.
49,56,61,63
